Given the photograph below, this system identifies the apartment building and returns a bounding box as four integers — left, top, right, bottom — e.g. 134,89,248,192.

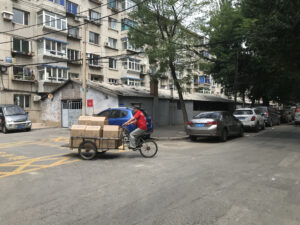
0,0,221,123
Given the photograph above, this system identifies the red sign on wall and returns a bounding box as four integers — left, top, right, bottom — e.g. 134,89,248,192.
87,99,93,107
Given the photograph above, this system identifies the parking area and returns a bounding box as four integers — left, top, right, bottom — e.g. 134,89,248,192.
0,124,300,225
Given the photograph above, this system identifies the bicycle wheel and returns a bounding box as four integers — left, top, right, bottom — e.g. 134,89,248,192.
78,141,97,160
139,140,158,158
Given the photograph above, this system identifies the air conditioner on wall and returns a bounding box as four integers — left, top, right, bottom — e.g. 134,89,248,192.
2,11,13,21
33,95,42,102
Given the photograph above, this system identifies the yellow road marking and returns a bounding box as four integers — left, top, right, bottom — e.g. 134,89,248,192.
0,153,79,179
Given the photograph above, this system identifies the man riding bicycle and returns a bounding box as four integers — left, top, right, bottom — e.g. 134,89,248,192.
123,106,147,149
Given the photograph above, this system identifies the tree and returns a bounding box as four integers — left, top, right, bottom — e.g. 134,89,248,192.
127,0,210,126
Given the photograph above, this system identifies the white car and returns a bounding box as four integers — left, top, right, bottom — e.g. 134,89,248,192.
233,108,265,132
295,107,300,125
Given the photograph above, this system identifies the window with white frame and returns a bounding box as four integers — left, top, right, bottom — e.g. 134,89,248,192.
49,0,65,6
108,17,117,30
37,11,67,31
90,74,103,82
121,37,141,52
123,58,141,72
122,78,140,86
108,37,117,49
89,32,99,44
109,58,117,69
89,10,100,23
38,39,67,58
87,53,101,66
67,49,80,61
108,78,118,84
38,66,68,81
13,38,30,54
69,73,79,79
14,95,30,109
13,8,29,25
121,0,136,11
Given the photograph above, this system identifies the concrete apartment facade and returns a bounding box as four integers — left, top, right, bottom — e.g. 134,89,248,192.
0,0,223,124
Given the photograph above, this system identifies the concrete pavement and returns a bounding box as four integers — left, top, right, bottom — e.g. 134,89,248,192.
1,125,300,224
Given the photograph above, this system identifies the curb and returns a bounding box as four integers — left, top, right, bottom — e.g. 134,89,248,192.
152,135,189,141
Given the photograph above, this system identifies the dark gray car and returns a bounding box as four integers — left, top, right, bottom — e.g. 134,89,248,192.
186,111,244,142
0,104,32,133
255,106,280,127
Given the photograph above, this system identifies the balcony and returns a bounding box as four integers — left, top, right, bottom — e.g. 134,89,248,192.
12,67,36,82
12,50,34,58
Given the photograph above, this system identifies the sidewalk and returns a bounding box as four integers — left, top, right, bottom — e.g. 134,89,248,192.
152,125,188,140
31,123,58,130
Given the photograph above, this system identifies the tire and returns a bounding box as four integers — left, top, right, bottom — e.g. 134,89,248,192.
254,123,260,132
277,120,281,125
78,141,97,160
269,120,273,127
139,140,158,158
26,128,31,132
2,125,8,134
190,135,197,141
239,127,244,137
219,129,228,142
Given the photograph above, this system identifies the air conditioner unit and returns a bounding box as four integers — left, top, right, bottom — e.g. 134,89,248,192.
33,95,42,102
2,11,13,21
105,42,109,47
74,16,81,22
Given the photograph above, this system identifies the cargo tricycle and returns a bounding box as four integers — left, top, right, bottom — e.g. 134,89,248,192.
70,126,158,160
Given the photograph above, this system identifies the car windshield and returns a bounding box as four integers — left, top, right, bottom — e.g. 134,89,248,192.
233,110,253,115
3,106,26,116
194,112,220,119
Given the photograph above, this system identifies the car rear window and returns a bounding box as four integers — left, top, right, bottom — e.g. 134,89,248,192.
194,112,220,119
233,110,253,115
3,106,26,116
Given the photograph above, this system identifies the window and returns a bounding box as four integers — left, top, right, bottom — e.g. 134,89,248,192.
13,38,30,54
89,10,100,23
69,73,79,79
13,66,33,80
121,18,137,31
49,0,65,6
122,58,141,72
121,0,136,11
98,110,110,117
108,0,118,9
109,58,117,69
90,74,103,82
41,39,67,58
66,1,78,14
37,11,67,31
38,66,68,81
67,49,80,61
108,17,117,30
108,37,117,49
13,9,29,25
199,75,210,84
14,95,30,108
121,78,141,86
121,37,141,52
109,78,118,84
68,25,79,38
89,32,99,44
87,54,101,66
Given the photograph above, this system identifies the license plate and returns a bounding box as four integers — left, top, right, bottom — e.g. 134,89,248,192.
18,125,25,129
195,123,205,127
238,117,245,120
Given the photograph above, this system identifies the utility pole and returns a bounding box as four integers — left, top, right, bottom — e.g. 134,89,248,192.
81,23,87,115
234,49,239,109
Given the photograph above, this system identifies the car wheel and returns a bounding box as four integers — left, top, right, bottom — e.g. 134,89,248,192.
219,129,228,142
190,136,197,142
254,123,260,132
269,120,273,127
277,120,281,125
26,128,31,132
2,125,8,134
239,127,244,137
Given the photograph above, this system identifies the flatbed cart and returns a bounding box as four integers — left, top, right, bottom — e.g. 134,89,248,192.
70,128,158,160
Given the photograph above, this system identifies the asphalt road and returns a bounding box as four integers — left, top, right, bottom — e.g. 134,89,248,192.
0,125,300,225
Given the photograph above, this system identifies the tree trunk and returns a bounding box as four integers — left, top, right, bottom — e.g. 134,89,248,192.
169,62,189,129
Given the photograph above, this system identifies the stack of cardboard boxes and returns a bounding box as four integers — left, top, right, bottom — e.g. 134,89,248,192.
70,116,122,149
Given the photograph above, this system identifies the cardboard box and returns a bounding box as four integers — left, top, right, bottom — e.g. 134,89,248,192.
85,126,103,148
102,125,121,149
70,125,87,148
78,116,93,125
90,117,108,127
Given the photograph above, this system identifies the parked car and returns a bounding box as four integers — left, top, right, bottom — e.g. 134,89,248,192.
0,104,32,133
255,106,280,127
233,108,265,132
294,107,300,125
186,111,244,142
96,107,153,134
279,109,292,123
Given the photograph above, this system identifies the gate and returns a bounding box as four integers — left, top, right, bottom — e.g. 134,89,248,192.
62,100,82,128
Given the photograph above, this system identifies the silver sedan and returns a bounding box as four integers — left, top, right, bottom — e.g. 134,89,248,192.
186,111,244,142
